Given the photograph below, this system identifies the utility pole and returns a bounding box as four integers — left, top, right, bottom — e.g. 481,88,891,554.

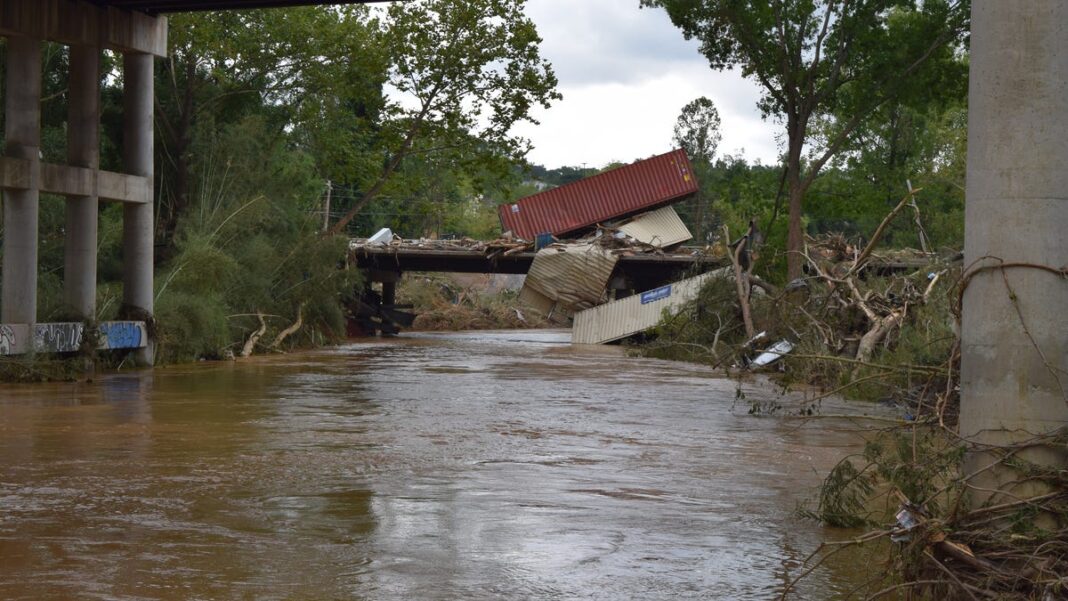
322,180,332,233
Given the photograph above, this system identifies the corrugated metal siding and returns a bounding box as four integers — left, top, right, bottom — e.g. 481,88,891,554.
519,243,620,321
499,149,698,240
617,206,693,247
572,268,730,344
517,286,567,324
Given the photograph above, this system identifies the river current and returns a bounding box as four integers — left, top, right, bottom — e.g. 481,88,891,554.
0,330,881,599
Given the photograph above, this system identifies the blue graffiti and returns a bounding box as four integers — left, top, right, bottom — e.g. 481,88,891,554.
100,322,143,350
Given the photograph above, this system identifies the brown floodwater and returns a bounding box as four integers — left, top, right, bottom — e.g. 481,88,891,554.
0,330,889,600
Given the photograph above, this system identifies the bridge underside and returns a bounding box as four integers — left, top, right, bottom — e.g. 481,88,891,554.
348,244,724,335
351,246,720,286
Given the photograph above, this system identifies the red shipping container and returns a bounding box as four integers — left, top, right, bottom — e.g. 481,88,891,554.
499,148,698,240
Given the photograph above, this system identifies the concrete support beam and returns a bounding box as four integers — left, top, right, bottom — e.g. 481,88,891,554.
1,36,42,325
98,170,153,204
0,0,167,57
961,2,1068,500
122,52,155,364
65,44,101,320
0,158,152,204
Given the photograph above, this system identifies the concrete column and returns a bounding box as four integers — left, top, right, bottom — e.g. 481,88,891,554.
122,52,155,364
64,45,101,320
961,2,1068,501
1,36,42,325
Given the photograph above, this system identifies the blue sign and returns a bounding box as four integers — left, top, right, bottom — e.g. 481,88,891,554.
640,285,672,304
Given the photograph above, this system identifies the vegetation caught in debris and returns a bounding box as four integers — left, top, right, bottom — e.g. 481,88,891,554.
644,222,1067,598
398,274,551,332
784,427,1067,600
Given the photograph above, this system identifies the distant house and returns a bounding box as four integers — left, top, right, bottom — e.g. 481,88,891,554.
522,179,553,192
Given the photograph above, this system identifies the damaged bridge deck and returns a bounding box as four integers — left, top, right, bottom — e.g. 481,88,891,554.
349,245,721,283
347,238,725,336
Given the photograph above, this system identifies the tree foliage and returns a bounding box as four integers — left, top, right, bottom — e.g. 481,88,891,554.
157,7,384,245
673,96,722,165
643,0,970,278
327,0,560,234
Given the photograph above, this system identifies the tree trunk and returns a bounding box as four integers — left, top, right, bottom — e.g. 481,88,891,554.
785,159,805,281
784,112,807,282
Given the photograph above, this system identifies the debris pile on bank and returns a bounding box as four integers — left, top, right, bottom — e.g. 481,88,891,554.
397,273,544,332
641,193,1068,599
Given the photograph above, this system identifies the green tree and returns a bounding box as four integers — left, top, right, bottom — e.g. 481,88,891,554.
673,96,722,164
643,0,969,279
327,0,560,234
808,100,967,249
158,7,384,244
673,97,722,241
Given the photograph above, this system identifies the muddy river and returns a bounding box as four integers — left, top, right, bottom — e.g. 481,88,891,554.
0,330,884,599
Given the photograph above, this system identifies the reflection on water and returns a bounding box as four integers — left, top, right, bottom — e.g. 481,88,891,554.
1,330,876,599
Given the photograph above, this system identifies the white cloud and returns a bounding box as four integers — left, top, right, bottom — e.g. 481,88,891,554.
513,0,781,169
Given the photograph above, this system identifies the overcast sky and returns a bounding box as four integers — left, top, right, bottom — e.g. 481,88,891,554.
511,0,781,169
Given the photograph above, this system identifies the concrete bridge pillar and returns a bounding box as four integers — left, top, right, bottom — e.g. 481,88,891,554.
65,45,101,320
961,2,1068,501
122,52,156,364
1,35,42,325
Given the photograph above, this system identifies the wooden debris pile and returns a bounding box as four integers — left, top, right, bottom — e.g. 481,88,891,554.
775,189,1064,600
350,228,710,260
800,232,956,364
399,274,544,332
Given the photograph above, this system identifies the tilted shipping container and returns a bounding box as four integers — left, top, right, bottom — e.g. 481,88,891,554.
571,268,729,345
499,149,698,240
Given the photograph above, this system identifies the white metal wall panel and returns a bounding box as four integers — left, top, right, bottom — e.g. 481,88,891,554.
617,206,693,247
571,268,729,344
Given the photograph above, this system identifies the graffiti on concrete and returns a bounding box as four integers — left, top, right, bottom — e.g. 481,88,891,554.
0,325,15,354
33,323,85,353
0,324,20,355
99,321,145,350
0,324,30,355
0,321,146,355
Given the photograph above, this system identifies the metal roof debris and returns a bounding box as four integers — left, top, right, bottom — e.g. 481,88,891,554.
614,205,693,248
519,242,620,323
